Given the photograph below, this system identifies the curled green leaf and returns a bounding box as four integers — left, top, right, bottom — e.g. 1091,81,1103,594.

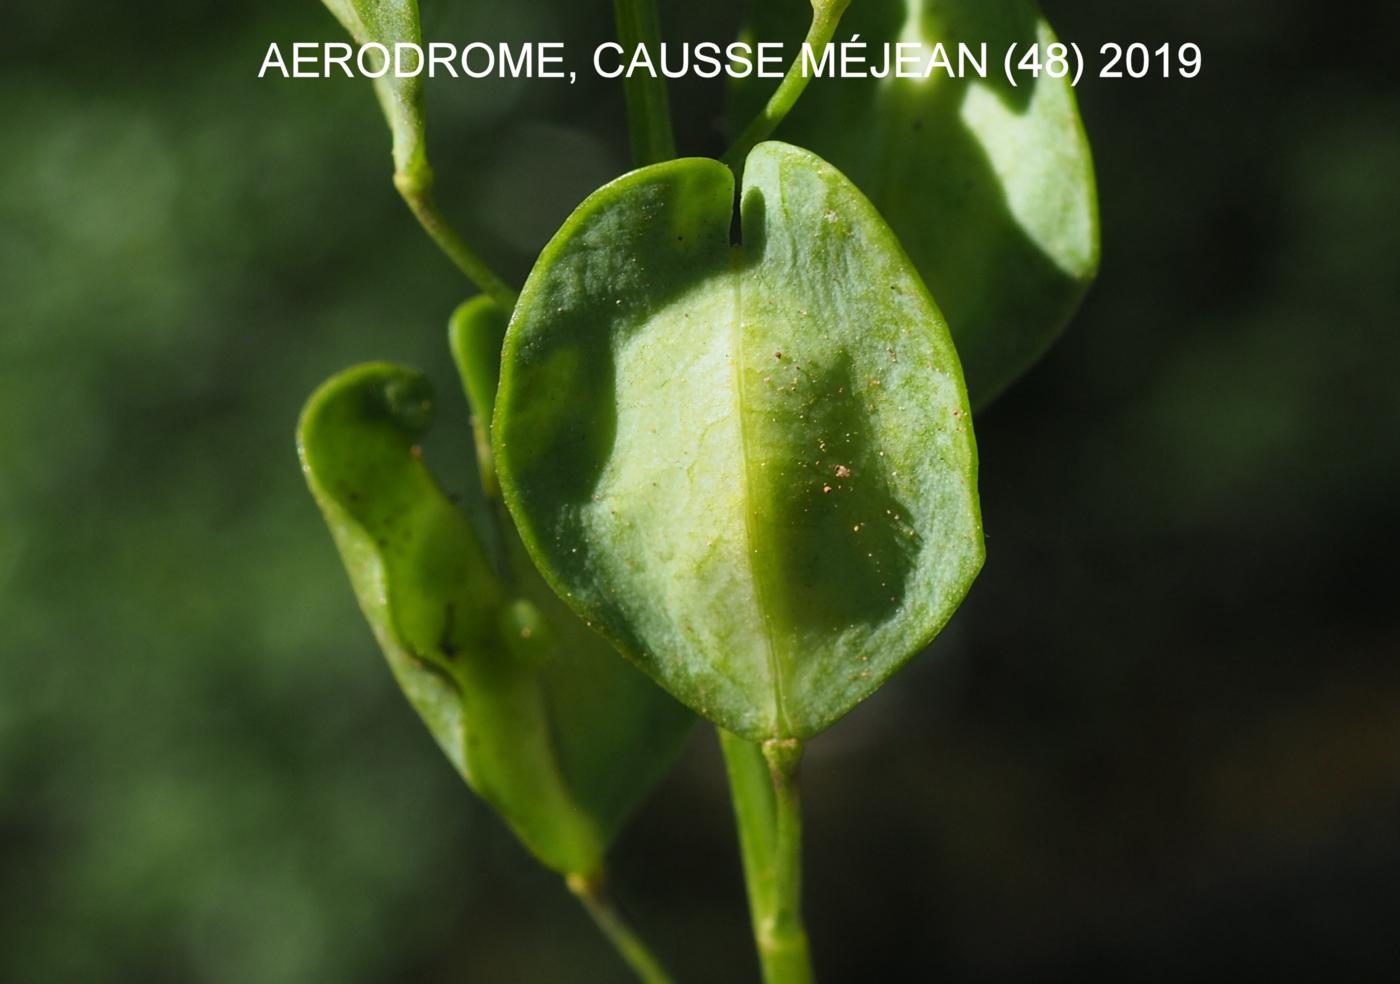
737,0,1100,407
495,142,984,741
298,362,691,877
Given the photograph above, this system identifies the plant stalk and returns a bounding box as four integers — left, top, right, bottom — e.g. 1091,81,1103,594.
719,730,815,984
612,0,677,165
567,870,678,984
724,0,852,168
394,169,518,312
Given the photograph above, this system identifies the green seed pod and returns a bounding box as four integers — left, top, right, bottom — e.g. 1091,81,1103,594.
298,361,691,877
736,0,1100,407
495,142,984,741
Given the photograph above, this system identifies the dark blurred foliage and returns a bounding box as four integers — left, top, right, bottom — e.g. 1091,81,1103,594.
3,0,1399,980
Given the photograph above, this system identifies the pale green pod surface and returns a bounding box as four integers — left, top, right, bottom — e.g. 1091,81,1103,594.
298,363,691,876
738,0,1100,407
319,0,427,177
495,141,984,741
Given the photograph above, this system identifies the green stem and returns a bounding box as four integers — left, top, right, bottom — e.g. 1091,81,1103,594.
394,169,518,312
723,0,852,168
719,730,815,984
612,0,677,165
567,870,678,984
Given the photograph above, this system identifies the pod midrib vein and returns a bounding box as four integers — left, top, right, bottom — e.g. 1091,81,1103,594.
729,214,789,741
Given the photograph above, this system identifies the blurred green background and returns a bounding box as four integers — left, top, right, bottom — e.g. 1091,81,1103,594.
4,0,1399,980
